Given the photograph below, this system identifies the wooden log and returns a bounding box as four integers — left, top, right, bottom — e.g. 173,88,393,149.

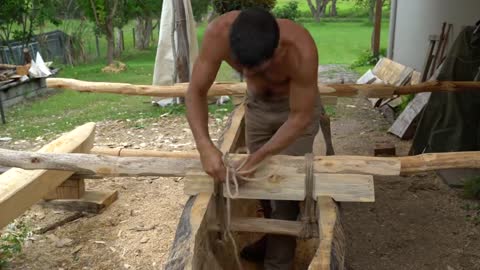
0,149,402,177
2,147,480,178
91,146,198,158
46,78,480,99
398,152,480,174
184,173,375,202
309,197,345,270
0,122,95,229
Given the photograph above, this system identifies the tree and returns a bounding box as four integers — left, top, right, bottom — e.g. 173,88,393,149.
347,0,389,23
0,0,59,64
128,0,163,50
213,0,276,15
306,0,330,22
79,0,130,64
330,0,337,17
192,0,211,22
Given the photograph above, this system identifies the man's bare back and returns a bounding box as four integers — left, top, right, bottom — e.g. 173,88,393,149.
203,11,319,100
186,8,321,182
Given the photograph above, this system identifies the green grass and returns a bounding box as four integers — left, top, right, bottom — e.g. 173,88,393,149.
0,14,389,140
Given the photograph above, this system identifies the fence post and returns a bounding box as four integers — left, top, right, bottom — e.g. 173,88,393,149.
132,28,136,49
120,29,125,52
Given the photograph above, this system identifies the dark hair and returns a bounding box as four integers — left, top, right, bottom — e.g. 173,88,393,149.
229,8,279,67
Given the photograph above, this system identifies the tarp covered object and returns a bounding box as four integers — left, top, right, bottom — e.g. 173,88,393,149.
152,0,198,105
411,26,480,155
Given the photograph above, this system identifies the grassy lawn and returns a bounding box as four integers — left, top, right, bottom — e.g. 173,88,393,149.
0,12,389,140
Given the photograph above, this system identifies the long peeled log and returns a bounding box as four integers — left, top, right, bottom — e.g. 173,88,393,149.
0,148,480,176
46,78,480,98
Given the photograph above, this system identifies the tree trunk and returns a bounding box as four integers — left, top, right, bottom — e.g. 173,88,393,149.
105,21,115,65
135,17,152,50
372,0,383,57
331,0,338,17
368,0,375,24
173,0,191,103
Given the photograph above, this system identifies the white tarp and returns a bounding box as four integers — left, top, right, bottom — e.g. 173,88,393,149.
152,0,198,106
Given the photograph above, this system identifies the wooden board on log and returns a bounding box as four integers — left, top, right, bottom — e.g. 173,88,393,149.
0,122,95,229
46,78,480,99
184,173,375,202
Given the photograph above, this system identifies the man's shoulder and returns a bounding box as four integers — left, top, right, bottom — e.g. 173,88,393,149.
205,11,240,37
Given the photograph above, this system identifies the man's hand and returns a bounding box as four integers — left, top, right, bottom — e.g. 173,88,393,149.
199,146,226,182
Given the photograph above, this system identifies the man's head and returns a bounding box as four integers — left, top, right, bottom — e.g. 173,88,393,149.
229,8,279,72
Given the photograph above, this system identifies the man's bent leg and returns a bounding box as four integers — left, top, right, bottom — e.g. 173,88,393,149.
263,122,320,270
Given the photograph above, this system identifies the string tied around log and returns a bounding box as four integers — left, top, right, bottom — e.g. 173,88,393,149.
299,153,319,239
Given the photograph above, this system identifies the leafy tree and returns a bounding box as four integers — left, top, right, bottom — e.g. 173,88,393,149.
0,0,60,64
306,0,330,22
192,0,211,22
346,0,390,22
127,0,163,50
79,0,131,64
213,0,276,15
274,1,300,21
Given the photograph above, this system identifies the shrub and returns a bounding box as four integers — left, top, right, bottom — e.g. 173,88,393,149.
192,0,211,22
350,48,387,68
0,220,31,267
464,176,480,200
273,1,300,21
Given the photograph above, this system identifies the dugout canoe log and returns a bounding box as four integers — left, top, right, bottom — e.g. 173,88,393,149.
46,78,480,99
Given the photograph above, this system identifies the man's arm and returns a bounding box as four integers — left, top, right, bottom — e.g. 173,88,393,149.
185,24,227,182
240,46,319,171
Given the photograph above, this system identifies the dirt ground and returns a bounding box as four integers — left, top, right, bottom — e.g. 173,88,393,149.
2,66,480,269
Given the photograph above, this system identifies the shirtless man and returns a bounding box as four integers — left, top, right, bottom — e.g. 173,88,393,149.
185,8,332,270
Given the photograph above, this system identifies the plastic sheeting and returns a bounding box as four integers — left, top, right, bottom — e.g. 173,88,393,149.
152,0,199,106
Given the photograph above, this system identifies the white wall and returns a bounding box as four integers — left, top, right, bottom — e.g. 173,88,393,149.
390,0,480,71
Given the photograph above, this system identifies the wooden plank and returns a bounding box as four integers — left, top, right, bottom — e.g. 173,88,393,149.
388,92,431,139
309,197,345,270
43,178,85,200
41,190,118,214
209,217,304,237
372,58,413,86
46,78,480,98
0,122,95,229
184,173,375,202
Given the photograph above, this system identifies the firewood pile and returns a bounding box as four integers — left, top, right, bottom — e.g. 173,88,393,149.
0,63,31,86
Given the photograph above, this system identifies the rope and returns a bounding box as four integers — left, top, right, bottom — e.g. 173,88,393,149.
221,149,277,270
299,153,319,239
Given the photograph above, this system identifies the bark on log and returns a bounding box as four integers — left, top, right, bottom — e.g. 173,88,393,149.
1,149,480,177
46,78,480,98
